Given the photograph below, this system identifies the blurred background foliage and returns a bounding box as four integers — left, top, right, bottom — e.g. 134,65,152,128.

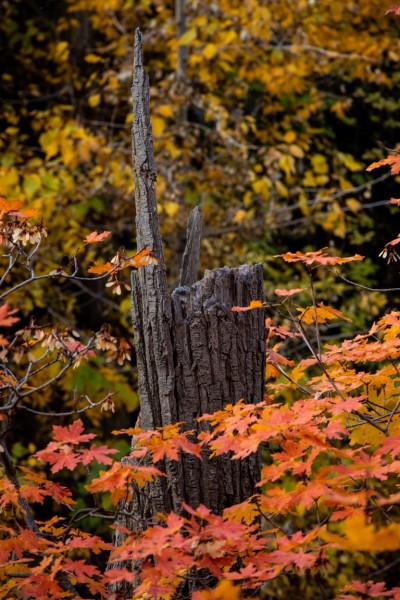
2,0,400,542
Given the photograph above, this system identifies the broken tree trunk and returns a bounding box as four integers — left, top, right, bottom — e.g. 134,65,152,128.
110,29,266,596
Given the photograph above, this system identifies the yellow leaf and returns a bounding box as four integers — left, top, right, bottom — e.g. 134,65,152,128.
39,132,59,159
61,143,76,167
252,177,270,199
289,144,304,159
203,43,217,59
77,139,91,162
297,303,351,325
22,175,41,199
275,179,289,198
232,209,246,224
152,117,165,137
178,28,197,46
218,30,237,45
338,152,363,172
311,154,328,175
88,94,101,108
195,579,241,600
346,198,361,213
321,514,400,552
283,131,296,144
278,154,295,179
298,192,311,215
157,104,173,118
330,99,351,120
1,167,19,189
164,201,179,218
84,53,104,63
54,41,69,62
5,127,19,136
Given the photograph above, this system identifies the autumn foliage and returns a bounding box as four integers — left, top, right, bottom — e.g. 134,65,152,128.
2,182,400,598
3,2,400,599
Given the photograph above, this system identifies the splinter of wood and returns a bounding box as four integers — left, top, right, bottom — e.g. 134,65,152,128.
179,205,203,287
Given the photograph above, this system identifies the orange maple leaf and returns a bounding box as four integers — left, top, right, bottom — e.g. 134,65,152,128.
129,248,158,269
9,209,39,218
297,303,352,325
231,300,264,312
193,579,241,600
366,152,400,175
87,462,163,503
386,5,400,16
384,235,400,248
274,288,307,297
88,261,113,275
0,197,23,213
83,230,111,244
276,248,364,266
0,303,19,327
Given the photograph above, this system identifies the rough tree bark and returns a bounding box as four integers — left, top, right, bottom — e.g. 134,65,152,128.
110,29,266,596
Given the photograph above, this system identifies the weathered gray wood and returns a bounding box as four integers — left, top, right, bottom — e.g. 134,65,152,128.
130,28,180,527
175,0,187,85
179,205,203,287
109,29,266,597
172,264,265,513
131,29,175,434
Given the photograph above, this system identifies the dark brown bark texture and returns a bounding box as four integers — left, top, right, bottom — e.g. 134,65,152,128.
110,29,266,595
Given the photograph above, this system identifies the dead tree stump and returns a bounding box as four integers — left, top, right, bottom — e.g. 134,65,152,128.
110,28,266,596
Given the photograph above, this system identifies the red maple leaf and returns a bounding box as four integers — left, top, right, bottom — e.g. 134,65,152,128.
81,443,118,466
52,420,96,444
62,558,100,580
35,442,81,473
